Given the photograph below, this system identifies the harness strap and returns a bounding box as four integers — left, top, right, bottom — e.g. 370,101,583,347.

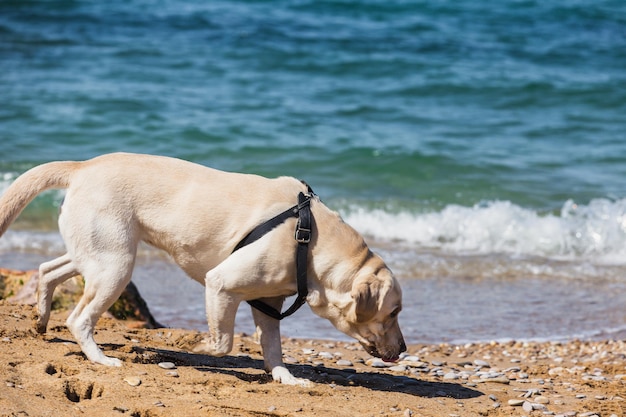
232,190,314,320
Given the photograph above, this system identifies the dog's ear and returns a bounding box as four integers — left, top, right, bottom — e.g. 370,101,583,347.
351,276,382,323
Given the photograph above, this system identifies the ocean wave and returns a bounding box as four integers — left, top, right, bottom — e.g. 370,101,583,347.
0,172,18,193
341,198,626,265
0,230,66,255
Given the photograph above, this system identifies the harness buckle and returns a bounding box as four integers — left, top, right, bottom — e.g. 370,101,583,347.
295,226,311,243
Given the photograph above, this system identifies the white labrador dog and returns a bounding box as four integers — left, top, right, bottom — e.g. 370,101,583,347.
0,153,405,385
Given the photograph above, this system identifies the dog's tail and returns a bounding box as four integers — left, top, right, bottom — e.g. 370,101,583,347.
0,161,80,236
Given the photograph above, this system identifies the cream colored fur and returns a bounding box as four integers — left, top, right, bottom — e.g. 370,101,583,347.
0,153,405,386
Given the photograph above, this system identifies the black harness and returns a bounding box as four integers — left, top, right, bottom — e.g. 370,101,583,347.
231,185,315,320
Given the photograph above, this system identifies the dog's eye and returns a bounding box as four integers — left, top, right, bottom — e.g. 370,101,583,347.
390,308,401,319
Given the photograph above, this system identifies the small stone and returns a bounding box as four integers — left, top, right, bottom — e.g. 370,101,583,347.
594,395,606,400
403,409,413,417
336,359,353,367
576,394,587,399
488,394,497,402
443,372,459,380
522,401,533,412
534,396,550,404
165,371,179,377
268,406,277,412
284,356,298,364
158,362,176,369
430,360,445,366
481,376,510,384
474,359,490,368
549,366,564,376
523,388,539,398
388,365,407,372
318,351,334,360
123,376,141,387
302,348,315,355
2,337,10,343
366,358,392,368
508,399,525,406
400,359,428,368
154,401,165,407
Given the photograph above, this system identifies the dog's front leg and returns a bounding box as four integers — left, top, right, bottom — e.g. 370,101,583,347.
193,271,241,357
251,297,311,387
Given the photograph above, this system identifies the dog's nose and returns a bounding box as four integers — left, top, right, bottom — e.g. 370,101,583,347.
400,339,407,353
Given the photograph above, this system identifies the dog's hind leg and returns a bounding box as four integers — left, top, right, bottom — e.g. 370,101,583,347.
36,253,79,333
65,255,135,367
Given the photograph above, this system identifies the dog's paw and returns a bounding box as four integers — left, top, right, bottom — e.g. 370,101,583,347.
34,321,47,334
191,340,228,357
271,366,311,387
97,356,123,367
32,313,47,334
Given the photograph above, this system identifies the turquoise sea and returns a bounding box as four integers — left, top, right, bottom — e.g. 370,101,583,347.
1,0,625,343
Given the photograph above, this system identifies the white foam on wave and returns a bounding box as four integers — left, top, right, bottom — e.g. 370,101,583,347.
0,230,66,255
0,172,18,194
341,198,626,265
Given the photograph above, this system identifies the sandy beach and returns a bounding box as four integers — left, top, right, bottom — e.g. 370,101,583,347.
1,297,624,416
2,2,625,416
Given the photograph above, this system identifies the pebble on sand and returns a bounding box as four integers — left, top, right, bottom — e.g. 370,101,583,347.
336,359,353,367
123,376,141,387
158,362,176,369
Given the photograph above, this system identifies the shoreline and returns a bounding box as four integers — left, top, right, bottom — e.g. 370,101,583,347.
1,301,624,417
1,250,626,347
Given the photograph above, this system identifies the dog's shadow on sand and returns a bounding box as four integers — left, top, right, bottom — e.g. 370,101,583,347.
132,346,482,399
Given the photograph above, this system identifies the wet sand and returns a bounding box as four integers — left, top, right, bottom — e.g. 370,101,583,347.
2,246,626,345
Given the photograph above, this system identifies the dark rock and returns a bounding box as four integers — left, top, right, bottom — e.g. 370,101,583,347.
1,268,163,329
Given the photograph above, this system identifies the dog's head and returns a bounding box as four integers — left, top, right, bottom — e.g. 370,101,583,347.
313,266,406,362
347,269,406,361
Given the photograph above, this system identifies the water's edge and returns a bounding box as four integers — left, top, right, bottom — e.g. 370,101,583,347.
2,250,624,345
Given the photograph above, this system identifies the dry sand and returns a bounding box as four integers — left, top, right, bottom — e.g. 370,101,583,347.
0,299,624,417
